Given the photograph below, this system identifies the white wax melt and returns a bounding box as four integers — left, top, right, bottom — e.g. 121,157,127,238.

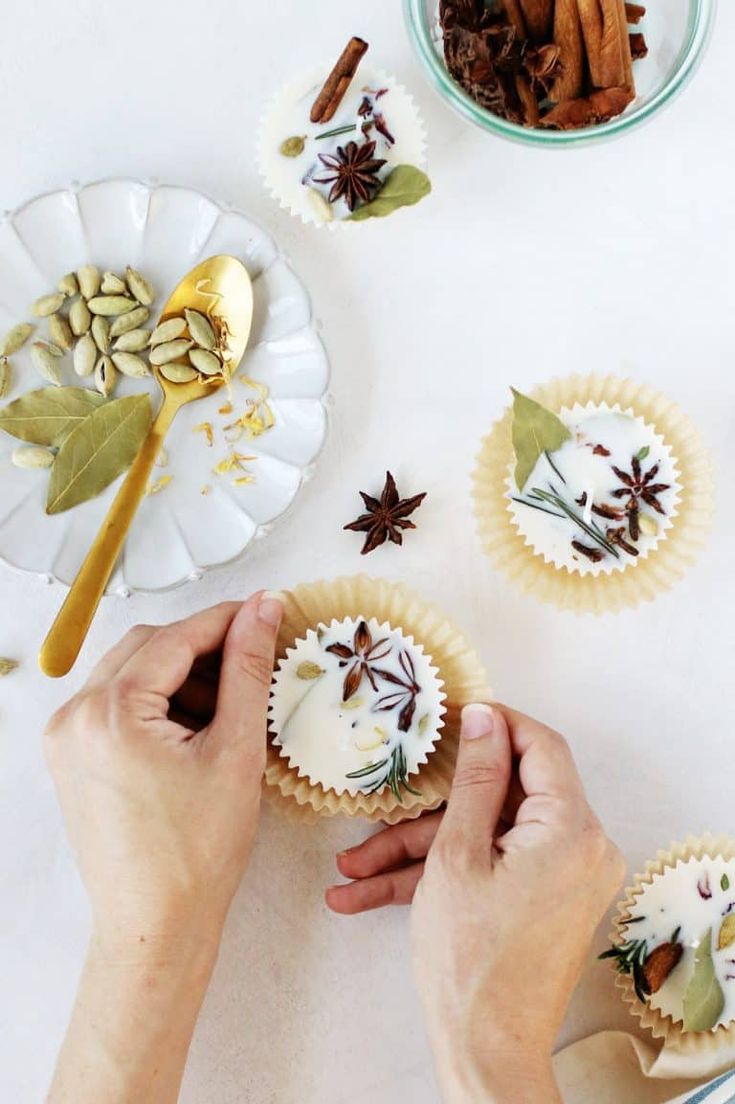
506,402,681,576
258,66,426,226
626,857,735,1031
268,616,445,796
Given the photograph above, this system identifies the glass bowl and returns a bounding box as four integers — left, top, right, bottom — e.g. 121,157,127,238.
403,0,715,146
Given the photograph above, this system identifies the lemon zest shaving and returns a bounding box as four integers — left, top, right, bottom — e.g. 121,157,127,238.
193,421,214,447
145,474,173,497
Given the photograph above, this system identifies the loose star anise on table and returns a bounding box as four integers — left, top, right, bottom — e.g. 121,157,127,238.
344,471,427,555
611,454,670,541
326,620,392,702
313,139,387,211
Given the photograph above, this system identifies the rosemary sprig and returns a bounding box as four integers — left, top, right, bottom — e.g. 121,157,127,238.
315,123,357,141
543,449,566,486
530,486,620,558
511,496,565,520
599,938,650,1001
346,742,421,800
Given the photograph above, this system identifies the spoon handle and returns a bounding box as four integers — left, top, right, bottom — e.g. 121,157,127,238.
38,400,177,678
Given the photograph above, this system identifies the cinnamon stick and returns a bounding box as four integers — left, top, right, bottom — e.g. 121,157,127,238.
310,37,369,124
517,0,553,40
500,0,527,36
550,0,585,102
576,0,605,88
624,2,646,24
598,0,634,91
629,32,648,59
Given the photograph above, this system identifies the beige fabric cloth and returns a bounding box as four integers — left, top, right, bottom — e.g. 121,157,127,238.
554,1031,735,1104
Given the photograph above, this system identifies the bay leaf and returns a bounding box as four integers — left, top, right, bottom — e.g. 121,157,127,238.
349,165,431,221
0,386,105,446
511,388,571,491
682,928,725,1032
46,393,151,515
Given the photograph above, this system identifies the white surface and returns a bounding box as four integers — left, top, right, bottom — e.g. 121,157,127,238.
0,2,733,1103
0,180,329,592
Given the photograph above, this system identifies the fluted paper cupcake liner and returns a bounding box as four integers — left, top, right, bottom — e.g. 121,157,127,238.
612,835,735,1059
471,374,715,614
256,66,427,229
263,575,491,824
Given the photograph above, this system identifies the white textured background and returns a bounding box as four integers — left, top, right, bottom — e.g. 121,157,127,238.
1,2,733,1102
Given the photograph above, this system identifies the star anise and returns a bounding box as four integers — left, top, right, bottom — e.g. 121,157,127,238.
611,454,670,541
313,139,387,211
372,649,420,733
344,471,427,555
326,620,392,702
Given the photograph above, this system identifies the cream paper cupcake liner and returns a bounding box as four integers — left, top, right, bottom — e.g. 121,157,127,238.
256,67,427,230
263,575,491,824
611,835,735,1058
471,374,715,614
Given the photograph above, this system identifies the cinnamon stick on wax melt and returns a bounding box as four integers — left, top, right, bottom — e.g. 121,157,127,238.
310,37,369,124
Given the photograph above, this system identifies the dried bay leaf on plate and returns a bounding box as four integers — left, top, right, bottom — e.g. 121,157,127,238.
0,386,105,446
682,928,725,1033
46,393,151,515
511,388,571,491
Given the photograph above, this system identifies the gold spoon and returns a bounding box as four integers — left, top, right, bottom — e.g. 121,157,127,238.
39,254,254,678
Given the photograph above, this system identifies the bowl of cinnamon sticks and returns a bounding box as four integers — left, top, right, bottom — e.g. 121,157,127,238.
404,0,714,144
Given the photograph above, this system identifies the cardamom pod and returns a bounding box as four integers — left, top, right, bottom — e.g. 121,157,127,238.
48,313,74,351
109,306,149,337
101,271,127,295
87,295,136,317
0,358,10,398
0,657,18,676
111,351,150,378
307,188,334,223
58,272,79,297
12,444,55,469
125,266,155,307
94,355,116,397
638,513,659,537
91,315,111,352
185,308,216,350
150,317,187,346
296,661,325,679
77,264,101,300
189,348,222,376
69,297,92,336
30,342,63,386
113,328,151,353
159,362,198,383
73,333,98,377
0,322,34,357
280,135,306,157
31,292,66,318
149,338,194,366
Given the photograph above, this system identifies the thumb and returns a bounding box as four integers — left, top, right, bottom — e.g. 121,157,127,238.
210,590,283,749
435,704,512,856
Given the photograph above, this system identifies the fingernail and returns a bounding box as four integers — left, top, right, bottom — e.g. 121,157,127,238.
259,590,284,627
461,703,494,740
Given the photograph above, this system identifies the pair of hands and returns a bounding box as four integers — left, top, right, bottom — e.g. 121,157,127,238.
46,595,623,1103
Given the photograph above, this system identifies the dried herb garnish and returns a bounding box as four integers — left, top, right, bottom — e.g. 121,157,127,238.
313,139,387,211
326,619,392,701
344,471,426,554
599,927,683,1003
346,742,421,800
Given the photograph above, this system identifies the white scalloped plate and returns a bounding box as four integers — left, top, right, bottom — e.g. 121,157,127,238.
0,179,330,594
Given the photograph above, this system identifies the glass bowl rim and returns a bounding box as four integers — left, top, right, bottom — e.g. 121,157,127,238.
403,0,717,147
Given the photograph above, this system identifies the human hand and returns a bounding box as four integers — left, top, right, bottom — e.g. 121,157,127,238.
328,704,624,1103
45,593,283,961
